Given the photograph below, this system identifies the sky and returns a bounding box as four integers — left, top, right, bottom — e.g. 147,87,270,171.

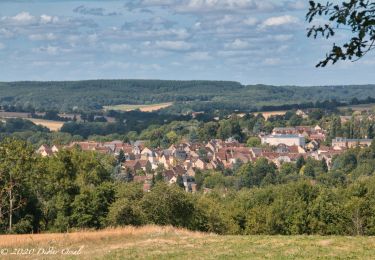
0,0,374,85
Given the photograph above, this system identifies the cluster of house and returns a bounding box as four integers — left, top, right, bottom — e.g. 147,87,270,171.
36,125,373,192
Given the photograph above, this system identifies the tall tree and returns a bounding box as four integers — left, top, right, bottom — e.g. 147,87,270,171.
0,138,35,232
117,150,126,164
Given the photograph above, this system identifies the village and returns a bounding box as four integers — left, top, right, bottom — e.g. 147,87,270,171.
37,123,373,192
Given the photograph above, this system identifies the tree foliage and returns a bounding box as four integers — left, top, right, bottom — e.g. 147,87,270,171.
307,0,375,67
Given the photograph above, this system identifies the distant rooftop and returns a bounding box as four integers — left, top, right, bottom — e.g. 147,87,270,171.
264,134,303,139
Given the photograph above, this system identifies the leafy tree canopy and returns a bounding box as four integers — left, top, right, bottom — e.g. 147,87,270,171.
307,0,375,67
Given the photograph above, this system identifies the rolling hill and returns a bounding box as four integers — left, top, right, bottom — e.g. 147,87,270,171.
0,80,374,113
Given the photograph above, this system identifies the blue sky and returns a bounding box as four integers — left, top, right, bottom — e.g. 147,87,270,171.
0,0,374,85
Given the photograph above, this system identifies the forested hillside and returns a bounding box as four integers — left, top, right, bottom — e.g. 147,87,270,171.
0,80,374,113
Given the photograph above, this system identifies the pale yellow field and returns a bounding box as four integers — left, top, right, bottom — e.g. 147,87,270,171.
103,102,173,112
26,118,64,131
253,110,288,119
1,226,375,259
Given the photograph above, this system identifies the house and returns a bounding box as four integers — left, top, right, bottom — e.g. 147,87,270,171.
275,144,305,154
139,160,152,171
173,165,186,176
332,137,372,149
68,141,99,151
37,144,53,157
306,140,319,151
94,146,112,154
261,134,305,147
123,160,141,173
164,170,176,183
159,154,173,169
51,145,59,153
174,148,188,162
143,182,152,192
272,127,297,135
186,167,196,177
273,155,292,167
296,109,308,119
182,175,196,192
141,147,153,158
193,158,207,170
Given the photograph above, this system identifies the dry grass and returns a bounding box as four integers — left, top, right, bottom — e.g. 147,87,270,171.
26,118,64,131
103,102,173,112
1,226,375,259
0,226,204,248
253,111,288,120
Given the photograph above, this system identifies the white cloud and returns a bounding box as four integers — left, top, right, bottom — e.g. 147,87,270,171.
127,0,304,14
263,57,281,65
0,12,55,26
0,43,5,50
243,17,258,26
186,51,212,61
73,5,121,16
102,61,131,70
32,61,70,67
215,15,236,26
11,12,36,24
276,45,289,53
225,39,250,50
87,34,98,44
120,27,190,40
155,40,192,51
40,46,60,55
109,43,131,53
262,15,299,27
33,45,70,55
29,33,57,41
287,0,306,10
40,14,59,24
175,0,275,13
0,28,14,38
272,34,294,41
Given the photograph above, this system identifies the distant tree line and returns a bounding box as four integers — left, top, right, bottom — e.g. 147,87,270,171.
260,96,375,112
1,81,375,113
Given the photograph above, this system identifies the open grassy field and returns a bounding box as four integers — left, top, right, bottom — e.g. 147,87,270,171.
0,113,64,131
253,110,288,120
26,118,64,131
103,102,173,112
1,226,375,259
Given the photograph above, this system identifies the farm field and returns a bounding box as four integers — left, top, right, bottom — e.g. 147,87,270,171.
103,102,173,112
253,110,288,119
26,118,64,131
1,226,375,259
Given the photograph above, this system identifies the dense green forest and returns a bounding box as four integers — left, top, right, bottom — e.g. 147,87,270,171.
1,80,375,113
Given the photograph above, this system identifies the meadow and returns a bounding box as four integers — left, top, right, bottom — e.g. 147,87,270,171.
26,118,64,131
103,102,173,112
0,113,64,131
1,226,375,259
252,110,288,120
